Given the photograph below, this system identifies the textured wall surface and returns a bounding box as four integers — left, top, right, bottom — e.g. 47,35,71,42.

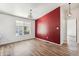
35,7,60,44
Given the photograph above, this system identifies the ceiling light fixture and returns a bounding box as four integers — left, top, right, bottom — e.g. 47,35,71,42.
68,3,72,17
27,9,33,20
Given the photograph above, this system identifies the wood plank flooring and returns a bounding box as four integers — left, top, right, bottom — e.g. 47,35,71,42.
0,38,79,56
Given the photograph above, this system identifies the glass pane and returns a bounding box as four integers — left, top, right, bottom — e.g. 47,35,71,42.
24,26,29,35
16,20,31,36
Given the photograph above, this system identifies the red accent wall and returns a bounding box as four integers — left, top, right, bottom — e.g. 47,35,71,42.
35,7,60,44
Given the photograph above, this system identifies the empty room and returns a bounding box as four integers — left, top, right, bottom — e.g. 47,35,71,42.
0,3,79,56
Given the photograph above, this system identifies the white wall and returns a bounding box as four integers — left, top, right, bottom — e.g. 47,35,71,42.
67,17,76,36
71,7,79,43
0,13,35,45
60,6,67,44
60,5,79,44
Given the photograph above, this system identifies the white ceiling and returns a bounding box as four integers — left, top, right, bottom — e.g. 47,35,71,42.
0,3,62,19
62,3,79,11
0,3,79,19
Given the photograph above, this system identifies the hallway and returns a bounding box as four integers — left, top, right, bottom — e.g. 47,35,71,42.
0,39,79,56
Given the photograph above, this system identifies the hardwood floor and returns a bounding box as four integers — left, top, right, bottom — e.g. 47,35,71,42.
0,38,79,56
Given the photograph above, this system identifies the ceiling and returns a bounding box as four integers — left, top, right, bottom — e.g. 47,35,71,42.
0,3,62,19
62,3,79,11
0,3,79,19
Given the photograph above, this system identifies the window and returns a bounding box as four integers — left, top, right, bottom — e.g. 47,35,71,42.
16,20,31,36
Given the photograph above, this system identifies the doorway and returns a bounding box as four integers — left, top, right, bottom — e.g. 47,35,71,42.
67,17,77,50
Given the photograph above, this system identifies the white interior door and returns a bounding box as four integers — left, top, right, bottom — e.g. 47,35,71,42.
67,17,77,50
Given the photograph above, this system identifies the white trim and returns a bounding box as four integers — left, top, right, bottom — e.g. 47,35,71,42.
0,11,35,20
